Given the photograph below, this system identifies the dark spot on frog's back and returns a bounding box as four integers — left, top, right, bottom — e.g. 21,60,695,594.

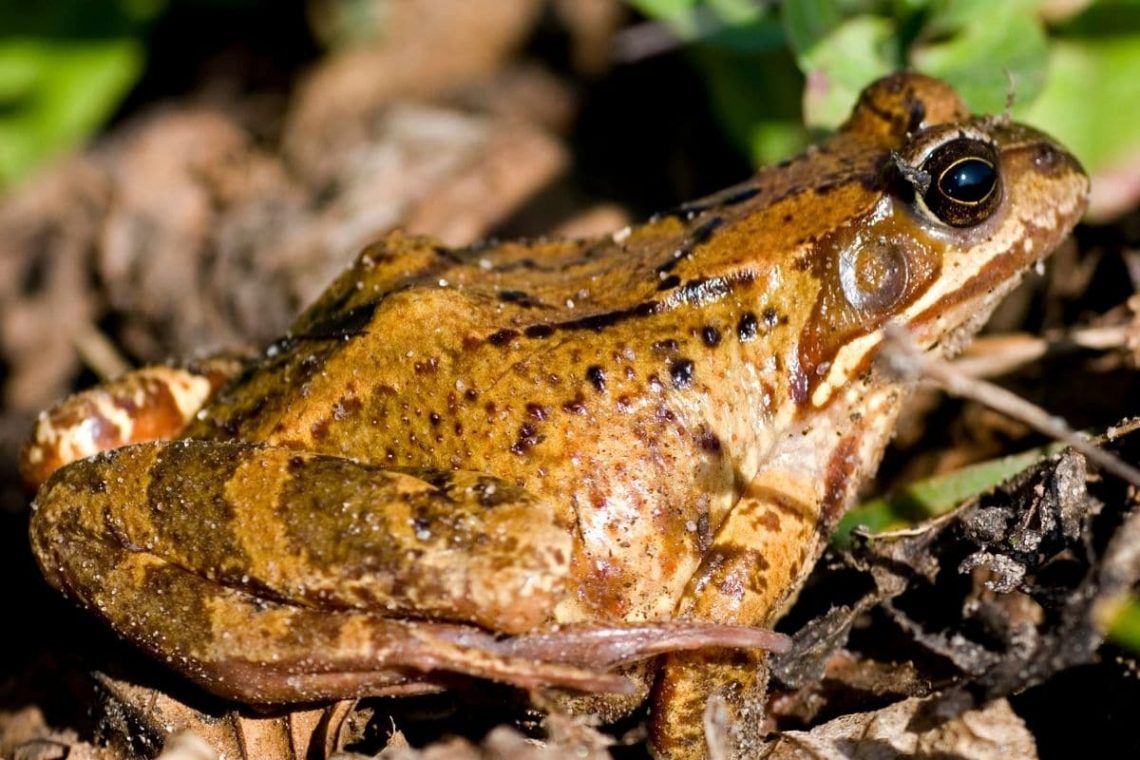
555,301,660,333
737,313,758,341
310,416,332,441
720,186,760,206
586,366,606,393
666,186,759,220
488,328,519,347
701,325,721,347
498,290,545,308
690,216,725,247
524,324,555,339
511,423,544,456
413,357,439,375
669,359,694,388
562,394,588,415
656,217,726,275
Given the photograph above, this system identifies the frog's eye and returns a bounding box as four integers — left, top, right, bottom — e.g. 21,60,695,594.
916,137,1001,227
840,239,909,315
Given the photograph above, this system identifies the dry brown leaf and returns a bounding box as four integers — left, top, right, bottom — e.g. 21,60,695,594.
373,723,610,760
760,697,1036,759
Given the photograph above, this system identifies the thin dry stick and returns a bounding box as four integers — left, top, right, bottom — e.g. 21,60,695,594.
72,321,131,380
952,324,1132,379
880,323,1140,490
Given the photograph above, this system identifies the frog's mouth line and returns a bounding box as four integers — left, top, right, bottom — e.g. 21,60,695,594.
908,214,1083,349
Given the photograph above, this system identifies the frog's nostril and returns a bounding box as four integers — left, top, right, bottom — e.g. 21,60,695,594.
1030,141,1086,179
1034,143,1060,172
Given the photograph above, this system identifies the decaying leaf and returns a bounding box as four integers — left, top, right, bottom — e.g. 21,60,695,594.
760,696,1035,759
769,418,1140,744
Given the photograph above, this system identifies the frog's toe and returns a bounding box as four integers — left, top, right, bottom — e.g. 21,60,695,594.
492,621,790,669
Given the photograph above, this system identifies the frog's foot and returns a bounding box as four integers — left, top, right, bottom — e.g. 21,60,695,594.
484,622,790,671
20,359,240,489
179,608,793,703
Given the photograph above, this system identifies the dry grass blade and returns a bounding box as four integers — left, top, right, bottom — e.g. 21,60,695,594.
880,322,1140,489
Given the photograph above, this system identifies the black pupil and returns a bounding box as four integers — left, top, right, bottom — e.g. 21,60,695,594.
939,158,996,204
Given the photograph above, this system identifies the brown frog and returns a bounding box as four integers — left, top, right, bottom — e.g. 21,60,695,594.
24,73,1088,758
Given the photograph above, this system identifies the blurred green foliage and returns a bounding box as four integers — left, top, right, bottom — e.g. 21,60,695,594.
0,0,161,187
2,1,1139,192
1104,595,1140,652
629,0,1140,177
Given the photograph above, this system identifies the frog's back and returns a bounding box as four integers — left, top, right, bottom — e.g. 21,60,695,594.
186,116,903,466
186,227,780,481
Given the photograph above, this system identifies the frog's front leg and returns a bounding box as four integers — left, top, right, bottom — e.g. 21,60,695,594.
650,477,820,757
20,359,241,489
651,385,905,758
30,440,788,704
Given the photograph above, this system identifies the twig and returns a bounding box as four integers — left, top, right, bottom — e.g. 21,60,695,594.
879,323,1140,490
72,321,131,380
952,324,1132,378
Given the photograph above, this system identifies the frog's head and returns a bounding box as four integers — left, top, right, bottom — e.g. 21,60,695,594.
796,73,1089,407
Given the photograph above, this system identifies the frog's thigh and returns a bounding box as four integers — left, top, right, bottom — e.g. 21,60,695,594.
650,478,820,758
21,360,239,489
31,441,575,687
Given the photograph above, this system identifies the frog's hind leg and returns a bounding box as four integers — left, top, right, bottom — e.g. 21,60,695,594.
31,439,787,704
20,357,241,489
28,438,599,700
70,549,638,702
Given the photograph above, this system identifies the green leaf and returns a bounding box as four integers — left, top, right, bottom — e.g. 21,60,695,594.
782,0,847,56
834,444,1064,546
629,0,783,52
627,0,709,39
910,0,1049,113
1023,36,1140,176
796,15,901,128
1104,596,1140,653
0,38,143,186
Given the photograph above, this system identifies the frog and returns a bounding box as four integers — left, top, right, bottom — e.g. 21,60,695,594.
24,73,1088,759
